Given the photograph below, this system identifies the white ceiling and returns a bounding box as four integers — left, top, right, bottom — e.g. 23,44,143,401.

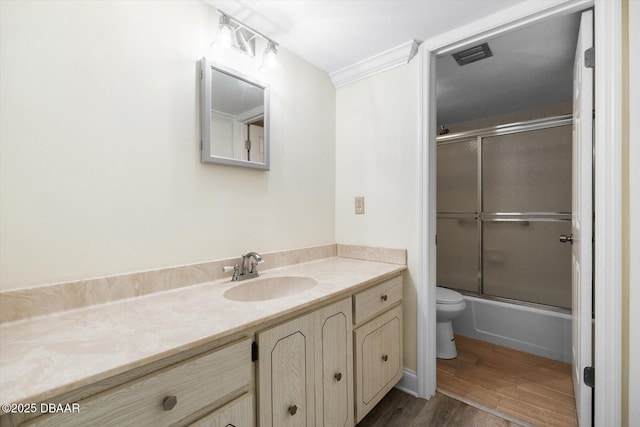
437,12,581,124
204,1,582,125
211,68,264,116
205,0,529,73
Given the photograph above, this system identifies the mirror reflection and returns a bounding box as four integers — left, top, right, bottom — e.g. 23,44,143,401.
200,58,269,170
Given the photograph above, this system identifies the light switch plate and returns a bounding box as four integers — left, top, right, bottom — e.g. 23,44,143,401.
355,196,365,214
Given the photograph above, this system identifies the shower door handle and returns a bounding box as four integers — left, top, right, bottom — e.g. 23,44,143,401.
559,234,573,244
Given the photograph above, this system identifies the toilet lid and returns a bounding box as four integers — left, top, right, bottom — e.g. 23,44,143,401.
436,287,464,304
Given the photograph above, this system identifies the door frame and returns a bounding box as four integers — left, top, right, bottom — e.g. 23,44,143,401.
416,0,622,425
628,0,639,422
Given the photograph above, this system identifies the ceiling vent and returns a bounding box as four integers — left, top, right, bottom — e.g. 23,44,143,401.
452,43,493,66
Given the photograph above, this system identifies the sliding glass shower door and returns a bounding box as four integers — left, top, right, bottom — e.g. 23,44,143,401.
436,138,479,292
436,116,573,309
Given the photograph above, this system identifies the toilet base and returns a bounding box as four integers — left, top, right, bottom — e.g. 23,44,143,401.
436,321,458,359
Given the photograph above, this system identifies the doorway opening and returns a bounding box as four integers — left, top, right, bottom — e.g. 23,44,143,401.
420,5,604,426
417,1,622,425
431,8,591,427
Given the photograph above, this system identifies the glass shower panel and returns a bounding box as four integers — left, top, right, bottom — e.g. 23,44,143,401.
437,140,477,213
437,217,479,292
483,220,572,308
483,125,572,213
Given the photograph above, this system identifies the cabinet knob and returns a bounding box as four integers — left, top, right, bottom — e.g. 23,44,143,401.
288,404,298,416
334,372,342,381
382,354,389,362
162,395,177,411
381,294,388,301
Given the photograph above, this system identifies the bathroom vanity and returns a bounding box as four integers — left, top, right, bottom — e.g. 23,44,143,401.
0,247,405,427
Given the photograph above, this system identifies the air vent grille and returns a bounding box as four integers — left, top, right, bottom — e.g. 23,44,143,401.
452,43,493,66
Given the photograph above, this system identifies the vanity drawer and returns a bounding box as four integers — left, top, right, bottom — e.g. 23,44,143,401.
24,338,251,427
353,274,402,325
189,393,253,427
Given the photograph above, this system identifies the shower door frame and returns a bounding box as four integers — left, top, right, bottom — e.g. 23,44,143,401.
436,114,574,311
416,1,622,425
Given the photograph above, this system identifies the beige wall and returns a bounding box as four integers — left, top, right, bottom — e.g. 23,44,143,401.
335,61,420,372
0,0,336,291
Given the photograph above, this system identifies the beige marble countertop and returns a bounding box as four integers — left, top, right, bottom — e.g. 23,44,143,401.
0,257,405,407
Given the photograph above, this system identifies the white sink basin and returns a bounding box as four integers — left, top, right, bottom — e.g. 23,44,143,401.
223,276,318,302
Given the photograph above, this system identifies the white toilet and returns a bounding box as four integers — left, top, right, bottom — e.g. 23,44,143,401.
436,286,466,359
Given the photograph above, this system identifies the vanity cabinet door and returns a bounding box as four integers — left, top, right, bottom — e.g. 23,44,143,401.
353,304,403,423
257,313,315,427
314,298,353,427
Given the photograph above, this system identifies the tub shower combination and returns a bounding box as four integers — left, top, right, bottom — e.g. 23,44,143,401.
436,115,573,362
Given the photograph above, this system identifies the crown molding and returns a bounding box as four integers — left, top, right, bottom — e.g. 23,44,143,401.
330,40,421,88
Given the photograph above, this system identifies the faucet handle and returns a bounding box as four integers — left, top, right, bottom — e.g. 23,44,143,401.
249,261,261,274
223,264,239,273
223,264,241,281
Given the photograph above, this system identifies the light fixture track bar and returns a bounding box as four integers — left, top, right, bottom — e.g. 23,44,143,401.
217,9,276,45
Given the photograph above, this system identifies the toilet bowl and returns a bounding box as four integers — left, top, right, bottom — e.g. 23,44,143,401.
436,287,466,359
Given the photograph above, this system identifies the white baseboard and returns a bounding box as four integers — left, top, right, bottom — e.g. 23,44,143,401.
394,368,418,397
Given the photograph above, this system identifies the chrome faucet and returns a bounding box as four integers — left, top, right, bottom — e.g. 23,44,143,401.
241,252,262,276
224,252,263,281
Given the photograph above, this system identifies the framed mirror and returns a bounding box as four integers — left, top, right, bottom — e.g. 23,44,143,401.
200,58,270,170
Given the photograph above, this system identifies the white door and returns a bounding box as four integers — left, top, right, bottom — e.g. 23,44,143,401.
248,124,264,163
570,9,593,427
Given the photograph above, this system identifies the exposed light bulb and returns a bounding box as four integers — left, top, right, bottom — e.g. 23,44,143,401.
260,42,281,73
218,24,233,48
214,15,236,49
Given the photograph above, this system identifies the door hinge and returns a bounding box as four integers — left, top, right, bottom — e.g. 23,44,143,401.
585,47,595,69
200,69,203,79
251,341,258,362
584,366,595,388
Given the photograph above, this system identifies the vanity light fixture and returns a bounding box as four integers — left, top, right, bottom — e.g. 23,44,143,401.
212,9,280,72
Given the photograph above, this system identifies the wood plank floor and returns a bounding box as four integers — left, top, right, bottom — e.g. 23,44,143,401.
357,388,521,426
437,335,577,426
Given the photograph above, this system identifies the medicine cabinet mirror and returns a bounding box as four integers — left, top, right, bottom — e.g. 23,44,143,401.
200,58,270,170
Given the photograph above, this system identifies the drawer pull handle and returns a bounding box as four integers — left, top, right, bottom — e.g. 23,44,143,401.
334,372,342,381
381,294,388,301
162,395,177,411
288,404,298,416
382,354,389,362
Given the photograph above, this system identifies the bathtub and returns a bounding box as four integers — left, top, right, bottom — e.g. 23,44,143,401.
451,295,572,363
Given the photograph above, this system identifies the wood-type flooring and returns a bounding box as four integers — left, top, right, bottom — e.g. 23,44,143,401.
437,335,577,426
